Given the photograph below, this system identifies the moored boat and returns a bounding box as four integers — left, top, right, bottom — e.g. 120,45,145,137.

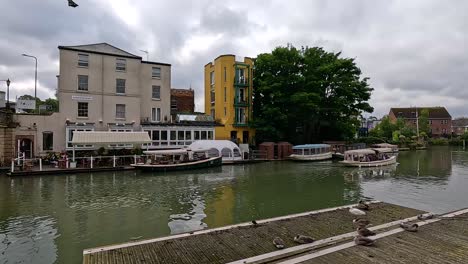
131,149,222,172
289,144,332,161
371,143,399,156
340,148,397,167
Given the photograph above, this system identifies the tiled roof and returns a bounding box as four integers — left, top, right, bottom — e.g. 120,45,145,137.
452,118,468,127
389,107,451,119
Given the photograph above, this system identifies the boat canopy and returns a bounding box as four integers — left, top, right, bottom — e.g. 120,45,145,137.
372,143,398,148
292,144,331,149
372,148,393,153
189,140,242,160
344,149,376,155
144,149,188,155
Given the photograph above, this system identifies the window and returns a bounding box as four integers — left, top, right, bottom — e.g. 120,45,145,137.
210,109,215,118
178,131,184,140
185,131,191,140
77,102,88,117
67,127,94,148
430,120,433,124
152,130,160,140
224,67,226,82
43,132,53,151
224,87,226,102
116,79,126,94
78,75,88,91
116,104,125,119
224,107,227,117
210,91,215,105
210,71,214,85
208,131,213,140
116,58,126,71
151,107,161,122
152,67,161,78
78,54,89,67
170,131,176,140
201,131,207,139
152,85,160,99
194,131,200,140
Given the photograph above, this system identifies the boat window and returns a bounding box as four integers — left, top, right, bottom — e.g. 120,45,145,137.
304,149,310,155
201,131,207,139
170,131,176,140
221,148,232,157
207,148,220,157
233,148,241,157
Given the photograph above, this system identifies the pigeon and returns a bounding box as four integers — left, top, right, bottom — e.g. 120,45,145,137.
68,0,78,7
353,218,371,228
354,235,375,246
349,208,366,216
417,214,434,221
273,237,285,249
293,235,315,244
400,223,418,232
356,200,370,211
357,227,376,237
251,220,258,226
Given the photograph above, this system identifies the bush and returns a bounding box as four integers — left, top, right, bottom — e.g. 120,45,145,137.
429,138,449,146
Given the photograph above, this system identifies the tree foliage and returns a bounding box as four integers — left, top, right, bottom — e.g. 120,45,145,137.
17,95,59,113
253,44,373,143
418,108,430,135
370,116,415,142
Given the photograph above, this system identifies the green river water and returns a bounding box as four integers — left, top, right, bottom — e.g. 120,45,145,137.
1,146,468,263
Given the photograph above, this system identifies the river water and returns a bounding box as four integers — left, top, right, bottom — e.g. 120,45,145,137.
1,146,468,263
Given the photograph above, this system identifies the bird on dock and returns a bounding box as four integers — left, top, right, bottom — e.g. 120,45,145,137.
349,208,366,216
251,220,258,226
417,214,435,221
357,227,376,237
356,200,370,211
400,223,418,232
273,237,285,249
67,0,79,7
354,235,375,246
353,218,371,228
293,235,315,244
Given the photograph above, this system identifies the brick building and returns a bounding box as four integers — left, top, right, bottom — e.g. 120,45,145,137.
170,88,194,115
388,107,452,136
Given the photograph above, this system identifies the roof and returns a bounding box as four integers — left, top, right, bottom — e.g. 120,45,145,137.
344,149,376,155
452,118,468,127
176,114,214,122
144,149,187,155
171,89,194,96
59,43,141,59
71,131,151,145
293,144,331,149
389,107,451,119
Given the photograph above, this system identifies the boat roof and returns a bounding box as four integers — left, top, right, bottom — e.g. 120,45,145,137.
344,148,376,155
293,144,331,149
144,149,187,155
372,143,398,148
373,147,394,153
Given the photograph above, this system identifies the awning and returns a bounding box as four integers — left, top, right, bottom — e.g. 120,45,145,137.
144,149,187,155
71,131,151,145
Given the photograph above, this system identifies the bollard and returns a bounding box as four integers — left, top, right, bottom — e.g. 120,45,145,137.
90,156,93,169
11,160,14,172
134,154,137,164
113,155,116,167
66,157,69,168
39,158,42,171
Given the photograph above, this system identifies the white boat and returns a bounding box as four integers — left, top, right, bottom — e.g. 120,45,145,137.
289,144,333,161
371,143,399,156
340,148,397,167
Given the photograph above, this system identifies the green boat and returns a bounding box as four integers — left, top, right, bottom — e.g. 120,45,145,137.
131,149,223,172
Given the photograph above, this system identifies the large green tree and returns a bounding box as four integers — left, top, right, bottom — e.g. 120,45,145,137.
253,45,373,143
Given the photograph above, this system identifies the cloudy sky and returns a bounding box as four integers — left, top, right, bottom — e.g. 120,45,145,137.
0,0,466,117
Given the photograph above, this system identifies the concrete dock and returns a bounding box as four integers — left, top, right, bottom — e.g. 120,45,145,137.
82,201,451,264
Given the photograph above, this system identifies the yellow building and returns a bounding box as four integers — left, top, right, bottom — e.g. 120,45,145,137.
204,55,255,144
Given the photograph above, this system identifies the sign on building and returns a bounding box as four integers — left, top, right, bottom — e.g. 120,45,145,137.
72,95,93,101
17,99,36,110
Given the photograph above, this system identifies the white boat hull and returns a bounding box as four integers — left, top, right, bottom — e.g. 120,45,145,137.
340,156,397,167
289,152,333,161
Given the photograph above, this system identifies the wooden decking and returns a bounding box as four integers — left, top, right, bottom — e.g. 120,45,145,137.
82,202,426,264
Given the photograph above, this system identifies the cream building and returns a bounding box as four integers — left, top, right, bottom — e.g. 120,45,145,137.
3,43,214,160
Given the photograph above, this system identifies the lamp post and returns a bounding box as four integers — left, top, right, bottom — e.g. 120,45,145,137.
22,54,37,111
1,79,10,110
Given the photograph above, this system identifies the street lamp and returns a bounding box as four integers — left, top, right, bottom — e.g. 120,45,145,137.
22,54,37,111
0,79,11,110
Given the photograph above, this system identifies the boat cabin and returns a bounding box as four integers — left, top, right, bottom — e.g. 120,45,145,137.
344,148,392,162
143,149,209,165
292,144,331,156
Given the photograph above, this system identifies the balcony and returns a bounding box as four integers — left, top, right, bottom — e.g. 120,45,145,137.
234,97,249,106
234,76,249,86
